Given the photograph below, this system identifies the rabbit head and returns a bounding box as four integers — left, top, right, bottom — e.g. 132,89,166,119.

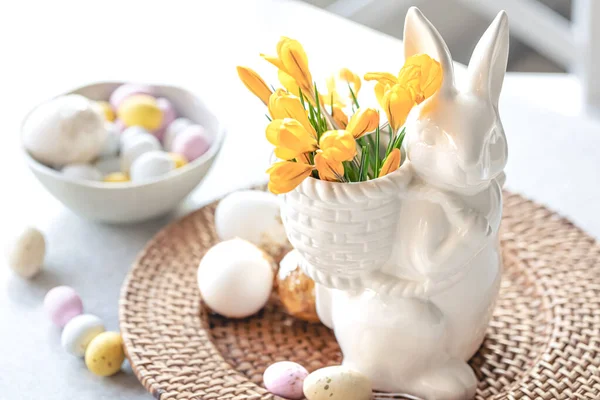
404,7,509,195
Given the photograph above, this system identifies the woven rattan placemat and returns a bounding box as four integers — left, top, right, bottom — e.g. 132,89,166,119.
119,192,600,400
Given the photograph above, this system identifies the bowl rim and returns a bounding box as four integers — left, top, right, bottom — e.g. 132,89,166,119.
21,80,226,190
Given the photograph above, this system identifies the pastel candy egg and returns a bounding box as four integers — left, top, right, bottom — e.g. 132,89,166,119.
94,156,120,175
130,151,175,183
197,238,274,318
85,331,125,377
264,361,309,399
61,163,103,181
119,126,151,148
61,314,105,357
98,122,120,158
303,366,372,400
153,97,177,141
94,101,115,122
4,226,45,279
168,153,188,168
120,134,161,173
171,125,211,162
103,172,129,183
44,286,83,327
22,94,107,167
163,117,192,151
117,94,163,131
109,83,155,108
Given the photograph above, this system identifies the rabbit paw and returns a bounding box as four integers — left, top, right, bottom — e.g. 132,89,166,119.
415,359,477,400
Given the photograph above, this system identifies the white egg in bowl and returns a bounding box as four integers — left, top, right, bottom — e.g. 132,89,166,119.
21,81,225,224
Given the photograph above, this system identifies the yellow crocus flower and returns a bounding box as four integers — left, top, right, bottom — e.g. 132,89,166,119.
382,84,414,132
267,161,314,194
346,107,379,139
398,54,443,104
314,151,344,182
319,130,357,162
236,66,272,105
278,69,301,96
268,91,316,138
262,37,313,94
339,68,361,97
364,72,399,86
379,148,402,177
266,118,318,160
332,105,348,128
374,82,389,109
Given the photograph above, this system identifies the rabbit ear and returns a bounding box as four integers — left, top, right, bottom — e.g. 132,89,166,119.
466,11,509,106
404,7,455,95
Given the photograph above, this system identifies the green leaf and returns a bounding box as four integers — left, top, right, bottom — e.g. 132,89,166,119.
348,83,360,110
374,125,380,176
266,114,272,122
299,89,306,108
393,127,406,150
358,145,368,181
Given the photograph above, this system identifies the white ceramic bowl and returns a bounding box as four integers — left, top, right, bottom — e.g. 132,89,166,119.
22,82,225,224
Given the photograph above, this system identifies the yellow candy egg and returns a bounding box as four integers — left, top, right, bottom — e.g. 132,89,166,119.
84,331,125,377
103,172,129,183
95,101,115,122
117,95,163,131
169,153,188,168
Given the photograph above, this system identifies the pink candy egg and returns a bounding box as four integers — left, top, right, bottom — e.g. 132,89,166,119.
44,286,83,327
263,361,308,399
171,125,211,162
109,84,155,109
153,98,177,141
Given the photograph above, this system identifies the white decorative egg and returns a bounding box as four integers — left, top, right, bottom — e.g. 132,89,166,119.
197,238,274,318
163,117,192,151
303,366,372,400
120,133,161,173
98,122,120,158
4,226,46,279
119,126,151,148
61,314,105,357
22,94,107,167
215,190,287,249
61,163,103,181
130,151,175,182
94,156,121,175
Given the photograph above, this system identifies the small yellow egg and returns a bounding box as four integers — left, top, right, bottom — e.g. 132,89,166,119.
84,331,125,377
169,153,188,168
103,172,129,183
117,95,163,131
95,101,115,122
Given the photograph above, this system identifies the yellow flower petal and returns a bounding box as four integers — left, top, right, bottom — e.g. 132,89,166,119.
339,68,361,97
278,38,313,93
260,53,286,71
266,118,317,160
398,54,443,103
382,84,414,132
374,82,389,109
332,105,348,129
267,161,313,194
364,72,399,86
314,151,344,181
319,130,357,162
268,89,288,120
346,107,379,139
266,119,284,146
278,69,301,97
236,66,272,105
268,91,316,138
379,148,402,177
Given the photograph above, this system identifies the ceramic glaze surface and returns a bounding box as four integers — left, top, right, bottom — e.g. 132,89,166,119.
280,7,509,400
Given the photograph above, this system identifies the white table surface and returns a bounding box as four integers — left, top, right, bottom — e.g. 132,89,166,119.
1,1,599,399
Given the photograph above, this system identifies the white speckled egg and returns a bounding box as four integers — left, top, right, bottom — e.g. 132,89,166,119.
94,156,121,175
120,133,161,173
61,163,103,181
197,238,274,318
163,117,192,151
130,151,175,182
4,226,45,278
98,122,120,158
215,190,287,249
22,94,107,167
61,314,105,357
264,361,309,399
303,366,372,400
119,126,151,148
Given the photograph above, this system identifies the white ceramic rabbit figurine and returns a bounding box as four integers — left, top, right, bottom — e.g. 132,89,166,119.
280,7,509,400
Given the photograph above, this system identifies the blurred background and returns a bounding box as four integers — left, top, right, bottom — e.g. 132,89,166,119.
304,0,570,72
